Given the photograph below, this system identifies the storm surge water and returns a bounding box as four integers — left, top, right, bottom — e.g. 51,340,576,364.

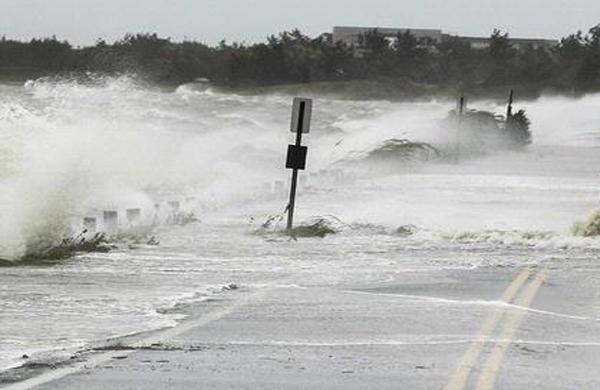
2,78,600,260
1,77,600,372
1,77,600,259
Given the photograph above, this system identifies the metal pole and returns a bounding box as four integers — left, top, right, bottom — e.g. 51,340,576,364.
507,89,514,119
287,102,305,231
457,96,465,161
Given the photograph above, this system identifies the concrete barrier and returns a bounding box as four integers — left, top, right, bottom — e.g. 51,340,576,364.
126,208,142,226
103,211,118,233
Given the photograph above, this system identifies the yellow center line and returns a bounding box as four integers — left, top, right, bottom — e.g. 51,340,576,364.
475,272,545,390
444,269,532,390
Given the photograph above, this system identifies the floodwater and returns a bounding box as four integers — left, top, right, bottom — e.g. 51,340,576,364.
1,77,600,377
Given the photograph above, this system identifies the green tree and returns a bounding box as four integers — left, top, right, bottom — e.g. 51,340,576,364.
359,29,390,56
485,29,517,85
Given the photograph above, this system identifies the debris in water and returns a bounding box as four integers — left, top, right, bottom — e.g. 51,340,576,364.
506,109,532,145
167,212,200,226
17,231,114,265
113,228,158,246
444,107,532,155
287,216,345,238
253,215,345,238
261,214,285,230
340,138,441,166
222,283,238,291
146,236,160,246
366,139,441,161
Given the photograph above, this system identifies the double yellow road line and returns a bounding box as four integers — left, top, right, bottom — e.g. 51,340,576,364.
445,268,545,390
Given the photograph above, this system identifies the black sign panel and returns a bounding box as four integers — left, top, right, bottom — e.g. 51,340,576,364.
286,145,308,170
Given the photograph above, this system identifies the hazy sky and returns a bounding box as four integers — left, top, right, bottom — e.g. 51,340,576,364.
1,0,599,46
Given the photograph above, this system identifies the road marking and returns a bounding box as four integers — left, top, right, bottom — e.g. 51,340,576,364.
444,269,532,390
1,287,272,390
475,272,545,390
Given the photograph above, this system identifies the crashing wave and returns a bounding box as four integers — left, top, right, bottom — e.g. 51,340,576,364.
24,73,143,92
396,224,419,237
444,229,556,245
175,79,213,98
0,231,114,266
572,210,600,237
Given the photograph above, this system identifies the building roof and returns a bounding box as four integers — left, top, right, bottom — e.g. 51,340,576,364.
332,26,559,48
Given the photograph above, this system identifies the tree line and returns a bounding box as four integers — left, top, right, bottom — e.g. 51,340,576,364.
0,25,599,95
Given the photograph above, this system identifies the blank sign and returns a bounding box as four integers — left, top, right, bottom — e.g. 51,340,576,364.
290,98,312,134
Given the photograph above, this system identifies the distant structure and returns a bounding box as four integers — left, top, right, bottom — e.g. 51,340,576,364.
332,26,558,54
457,36,558,51
332,26,444,47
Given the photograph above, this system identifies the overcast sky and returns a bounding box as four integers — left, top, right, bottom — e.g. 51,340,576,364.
1,0,599,46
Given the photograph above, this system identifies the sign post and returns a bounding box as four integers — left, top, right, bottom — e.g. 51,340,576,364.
458,96,466,116
286,97,312,231
506,89,514,119
456,96,466,160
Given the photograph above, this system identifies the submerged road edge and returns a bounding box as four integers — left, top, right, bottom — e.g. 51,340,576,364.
0,286,274,390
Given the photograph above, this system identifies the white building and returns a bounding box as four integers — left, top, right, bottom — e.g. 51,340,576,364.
333,26,444,47
332,26,558,52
